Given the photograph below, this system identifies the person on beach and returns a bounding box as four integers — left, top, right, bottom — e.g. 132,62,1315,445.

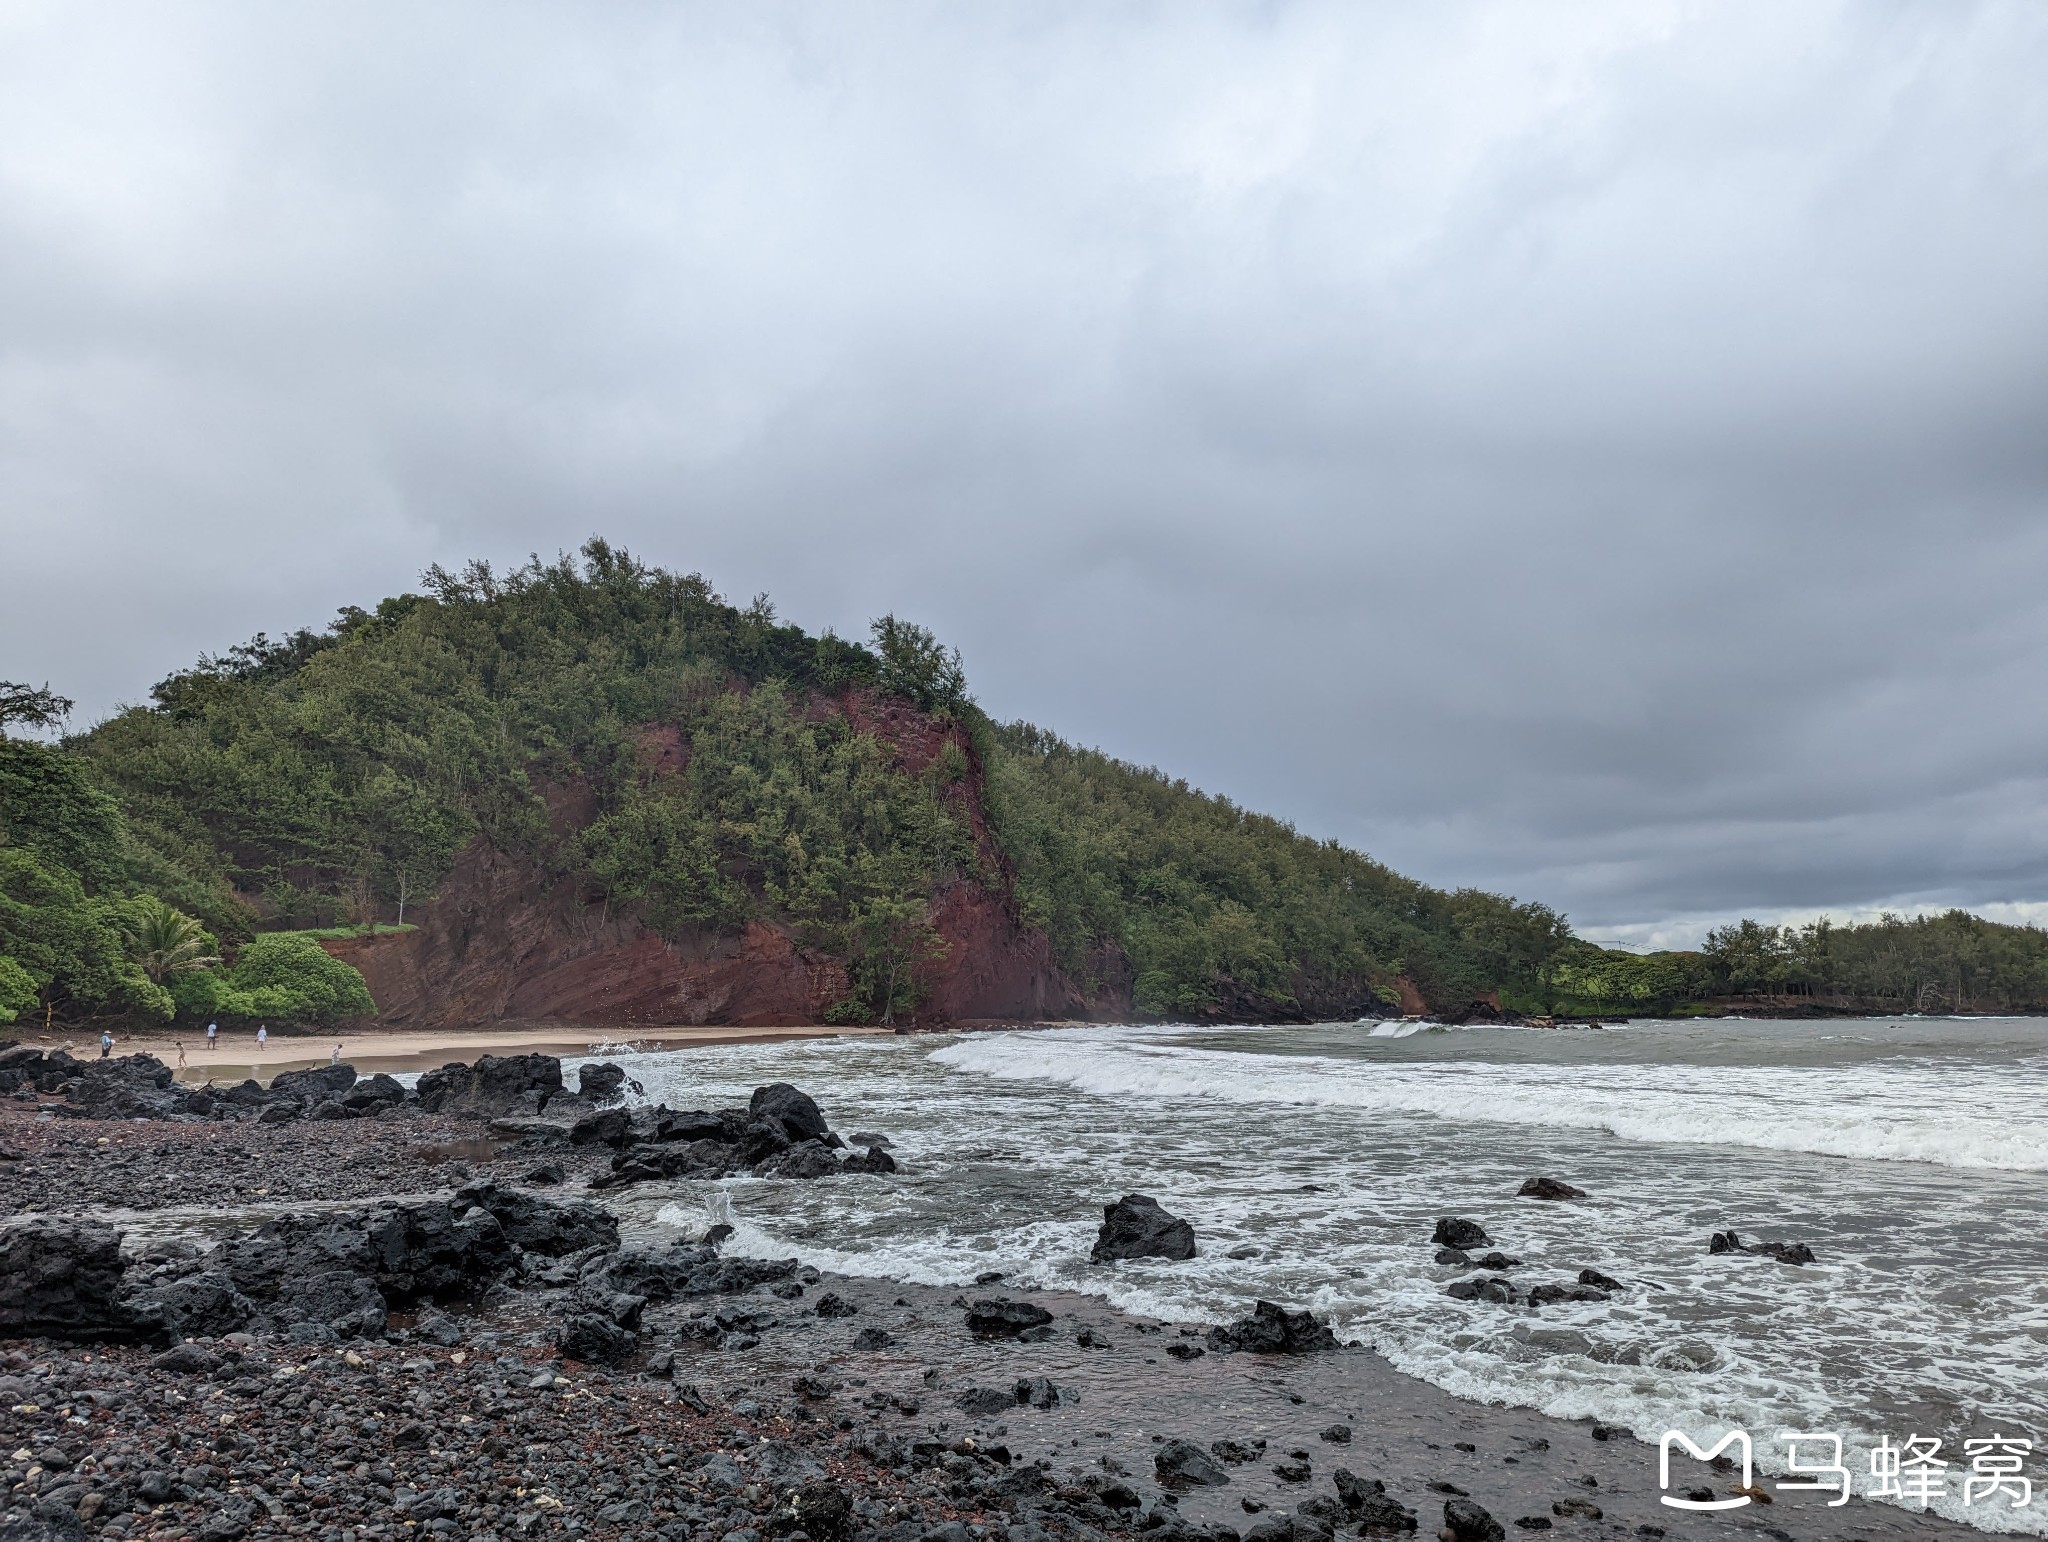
99,1031,113,1059
330,1043,343,1066
256,1024,268,1050
175,1041,187,1070
206,1021,217,1051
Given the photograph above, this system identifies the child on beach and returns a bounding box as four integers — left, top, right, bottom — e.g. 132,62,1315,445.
206,1021,217,1051
330,1043,343,1066
175,1041,187,1069
256,1025,268,1050
99,1032,113,1059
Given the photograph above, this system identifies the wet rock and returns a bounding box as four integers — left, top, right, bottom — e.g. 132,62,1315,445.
1445,1497,1506,1542
340,1073,407,1113
1514,1517,1553,1530
1445,1278,1518,1305
751,1082,831,1144
965,1297,1054,1340
1335,1469,1418,1531
149,1343,218,1374
270,1063,358,1101
1552,1500,1603,1520
274,1269,387,1338
569,1107,632,1146
1432,1219,1492,1250
1212,1439,1266,1465
555,1311,637,1364
1473,1253,1521,1270
1014,1375,1074,1409
1319,1424,1352,1444
1156,1438,1231,1490
1517,1177,1586,1201
1090,1193,1198,1263
956,1386,1015,1415
1274,1456,1314,1482
1166,1341,1205,1360
1576,1268,1623,1292
414,1053,566,1116
814,1291,859,1317
577,1062,627,1101
456,1181,618,1255
755,1139,843,1179
848,1131,893,1149
1244,1518,1334,1542
841,1144,899,1175
1707,1231,1816,1265
851,1326,895,1350
1207,1300,1340,1354
1527,1282,1610,1307
129,1271,254,1341
0,1218,142,1342
1434,1248,1472,1266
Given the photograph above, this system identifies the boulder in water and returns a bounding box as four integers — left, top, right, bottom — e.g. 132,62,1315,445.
750,1082,831,1144
1432,1218,1492,1250
1155,1438,1231,1489
577,1062,627,1102
1207,1299,1340,1354
1091,1193,1197,1263
1517,1177,1587,1201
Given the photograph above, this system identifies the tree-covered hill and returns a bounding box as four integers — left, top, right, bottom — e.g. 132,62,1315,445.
2,540,1576,1027
9,538,2045,1029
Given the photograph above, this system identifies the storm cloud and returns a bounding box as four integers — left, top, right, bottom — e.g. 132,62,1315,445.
4,2,2045,944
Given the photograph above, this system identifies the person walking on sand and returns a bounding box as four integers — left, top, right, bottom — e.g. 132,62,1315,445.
206,1021,217,1052
256,1024,268,1051
330,1042,343,1067
99,1031,113,1059
175,1040,187,1070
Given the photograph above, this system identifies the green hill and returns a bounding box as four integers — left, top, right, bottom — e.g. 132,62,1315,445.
9,538,2044,1029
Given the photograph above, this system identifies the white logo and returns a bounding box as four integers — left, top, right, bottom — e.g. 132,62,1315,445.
1660,1430,1753,1510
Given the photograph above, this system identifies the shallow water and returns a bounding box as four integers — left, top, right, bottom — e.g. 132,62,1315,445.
590,1017,2048,1535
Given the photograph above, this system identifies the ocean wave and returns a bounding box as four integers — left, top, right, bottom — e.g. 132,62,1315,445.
929,1032,2048,1171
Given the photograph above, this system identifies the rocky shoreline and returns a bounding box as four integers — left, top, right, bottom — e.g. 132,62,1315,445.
0,1051,1992,1542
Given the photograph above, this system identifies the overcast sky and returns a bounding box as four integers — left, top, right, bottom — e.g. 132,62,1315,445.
4,2,2045,946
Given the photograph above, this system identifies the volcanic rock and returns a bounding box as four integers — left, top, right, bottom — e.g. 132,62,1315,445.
1432,1218,1492,1250
1518,1177,1586,1201
1207,1300,1340,1354
1155,1438,1231,1490
1090,1193,1197,1263
0,1218,141,1342
965,1297,1055,1340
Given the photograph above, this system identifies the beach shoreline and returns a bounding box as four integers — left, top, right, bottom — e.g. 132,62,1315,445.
0,1046,2008,1542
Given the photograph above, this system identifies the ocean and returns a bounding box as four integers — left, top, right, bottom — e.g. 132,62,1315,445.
594,1016,2048,1535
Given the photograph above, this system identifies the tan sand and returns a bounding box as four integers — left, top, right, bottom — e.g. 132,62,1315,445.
30,1021,892,1084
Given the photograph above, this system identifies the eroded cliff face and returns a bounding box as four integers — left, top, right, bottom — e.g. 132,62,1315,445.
322,690,1113,1031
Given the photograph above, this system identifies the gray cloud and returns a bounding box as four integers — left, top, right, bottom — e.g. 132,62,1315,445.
4,1,2045,942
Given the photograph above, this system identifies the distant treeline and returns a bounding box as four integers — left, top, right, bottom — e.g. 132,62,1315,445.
1536,910,2048,1015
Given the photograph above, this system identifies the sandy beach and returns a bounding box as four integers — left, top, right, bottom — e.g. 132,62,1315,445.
17,1021,892,1085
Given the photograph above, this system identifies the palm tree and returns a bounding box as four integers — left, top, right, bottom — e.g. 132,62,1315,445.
120,899,221,985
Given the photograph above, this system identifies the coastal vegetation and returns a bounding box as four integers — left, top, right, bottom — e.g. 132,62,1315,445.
6,538,2047,1026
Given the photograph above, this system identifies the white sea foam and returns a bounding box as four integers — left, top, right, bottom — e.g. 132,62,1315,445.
596,1019,2048,1535
930,1031,2048,1171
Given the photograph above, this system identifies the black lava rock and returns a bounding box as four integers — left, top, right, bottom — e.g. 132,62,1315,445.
1207,1300,1340,1354
1446,1496,1506,1542
965,1297,1054,1339
1156,1438,1231,1489
1090,1193,1197,1263
1518,1177,1587,1201
1432,1218,1492,1250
